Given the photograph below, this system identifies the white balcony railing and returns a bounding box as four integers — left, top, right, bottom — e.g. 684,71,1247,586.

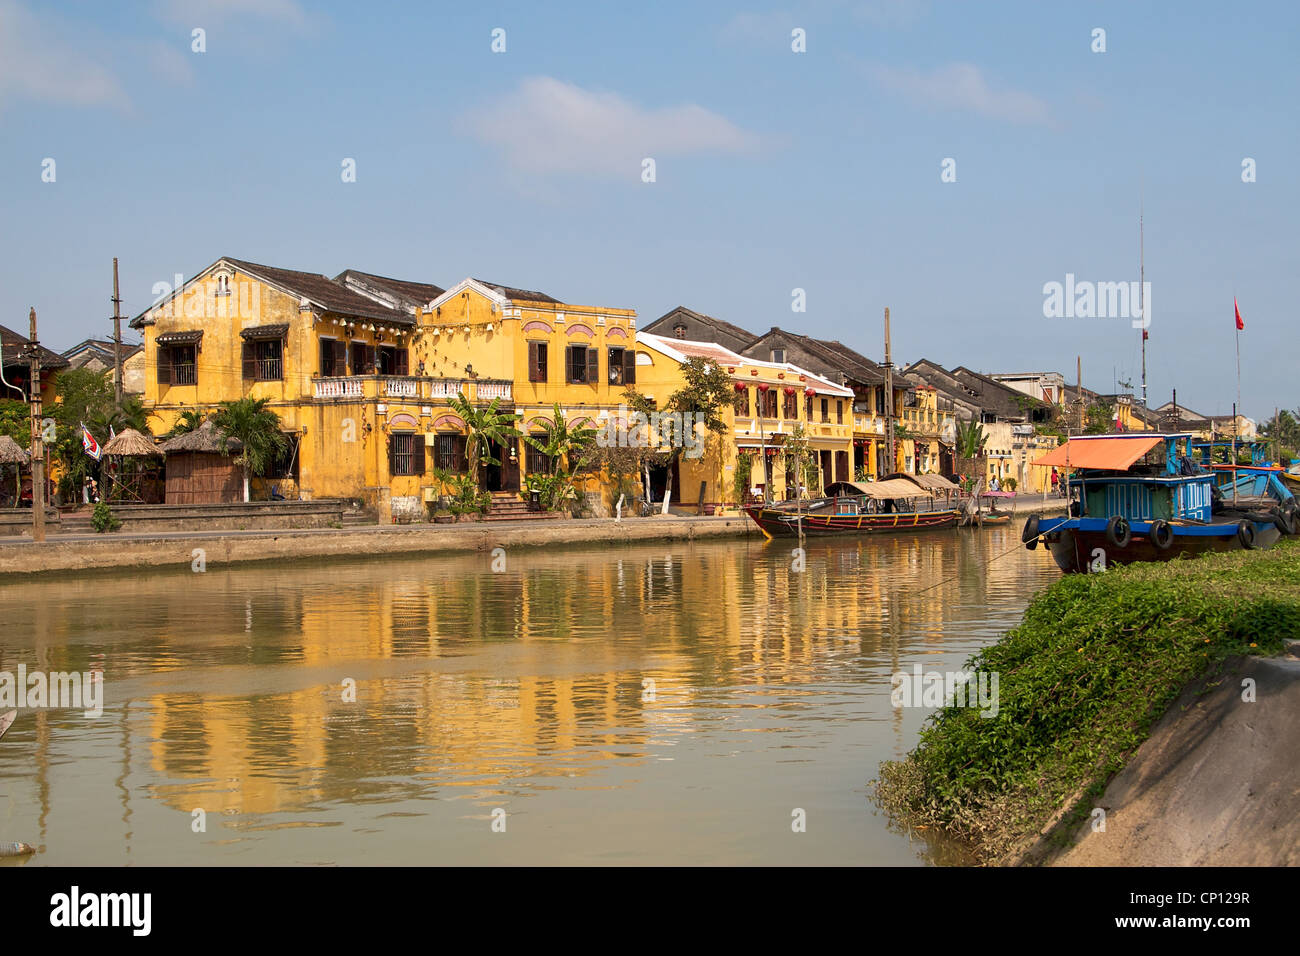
477,381,512,402
428,380,465,400
384,377,420,398
314,377,364,399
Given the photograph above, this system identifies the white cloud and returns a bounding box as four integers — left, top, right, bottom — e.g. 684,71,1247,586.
463,77,759,178
0,0,129,109
871,61,1052,126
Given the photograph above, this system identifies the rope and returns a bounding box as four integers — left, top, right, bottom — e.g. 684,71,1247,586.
905,527,1042,598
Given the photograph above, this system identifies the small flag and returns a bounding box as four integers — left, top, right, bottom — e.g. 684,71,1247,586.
1235,297,1244,331
109,425,116,443
1142,329,1148,341
81,423,101,461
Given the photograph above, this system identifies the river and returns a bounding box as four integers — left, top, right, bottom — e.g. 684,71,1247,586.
0,526,1061,865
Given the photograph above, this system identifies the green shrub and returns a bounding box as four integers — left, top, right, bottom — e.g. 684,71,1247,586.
91,500,121,533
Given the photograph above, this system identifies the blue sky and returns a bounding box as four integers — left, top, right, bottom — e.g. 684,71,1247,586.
2,0,1296,419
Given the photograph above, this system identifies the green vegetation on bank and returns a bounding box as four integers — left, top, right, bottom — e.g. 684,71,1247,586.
876,540,1300,864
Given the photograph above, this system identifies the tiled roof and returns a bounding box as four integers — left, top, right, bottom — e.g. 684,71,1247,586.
335,270,445,310
221,258,413,324
472,279,559,304
0,324,69,370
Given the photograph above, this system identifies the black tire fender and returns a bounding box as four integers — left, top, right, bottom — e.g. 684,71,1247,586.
1237,519,1257,550
1106,515,1132,549
1021,513,1041,546
1149,519,1174,550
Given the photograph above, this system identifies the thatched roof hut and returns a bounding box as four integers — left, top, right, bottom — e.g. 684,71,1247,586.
0,435,29,466
159,420,242,504
159,420,242,454
102,428,160,457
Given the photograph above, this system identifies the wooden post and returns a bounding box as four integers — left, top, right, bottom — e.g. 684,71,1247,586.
112,258,124,405
27,308,45,542
883,308,895,474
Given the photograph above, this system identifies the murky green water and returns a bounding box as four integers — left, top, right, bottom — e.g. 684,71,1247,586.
0,527,1060,865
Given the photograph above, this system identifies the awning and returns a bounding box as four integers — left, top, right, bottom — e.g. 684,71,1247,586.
239,323,289,340
826,479,927,499
1033,435,1163,471
155,330,203,346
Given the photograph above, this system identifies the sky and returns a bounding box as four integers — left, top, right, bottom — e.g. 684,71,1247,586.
1,0,1296,420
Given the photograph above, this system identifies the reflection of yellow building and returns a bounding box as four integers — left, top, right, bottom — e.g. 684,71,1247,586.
635,333,855,508
131,259,637,517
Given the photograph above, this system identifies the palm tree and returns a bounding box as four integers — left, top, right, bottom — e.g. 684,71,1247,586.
956,420,987,458
449,393,520,487
525,403,597,474
165,409,205,438
212,397,288,502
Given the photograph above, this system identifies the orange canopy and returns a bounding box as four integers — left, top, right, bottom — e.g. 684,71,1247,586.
1033,435,1163,471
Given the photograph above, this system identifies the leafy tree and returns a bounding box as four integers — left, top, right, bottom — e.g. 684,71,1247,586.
623,356,732,513
956,420,988,458
212,397,287,502
1084,400,1116,434
165,409,205,438
524,403,597,511
0,399,27,446
449,393,520,485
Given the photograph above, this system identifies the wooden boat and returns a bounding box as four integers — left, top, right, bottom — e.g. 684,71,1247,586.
745,474,960,538
979,513,1013,527
1023,433,1297,573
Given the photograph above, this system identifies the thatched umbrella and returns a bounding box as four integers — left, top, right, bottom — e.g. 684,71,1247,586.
102,428,160,458
0,435,29,508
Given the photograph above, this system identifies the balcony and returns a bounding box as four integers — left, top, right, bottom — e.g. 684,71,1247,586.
313,376,510,404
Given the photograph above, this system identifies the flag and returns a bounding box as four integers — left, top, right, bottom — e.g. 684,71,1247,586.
1235,297,1244,331
81,423,101,461
109,425,116,443
1142,329,1148,341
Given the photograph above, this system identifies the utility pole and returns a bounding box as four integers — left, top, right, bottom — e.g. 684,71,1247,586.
1139,200,1147,409
112,257,124,405
27,308,46,542
883,307,895,475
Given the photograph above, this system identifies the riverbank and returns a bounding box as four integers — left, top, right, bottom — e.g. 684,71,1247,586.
874,540,1300,865
0,514,757,577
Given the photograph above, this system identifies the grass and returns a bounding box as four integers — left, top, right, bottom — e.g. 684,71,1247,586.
875,539,1300,864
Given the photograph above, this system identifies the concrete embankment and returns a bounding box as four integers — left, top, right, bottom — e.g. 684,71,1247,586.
1035,646,1300,866
0,515,757,578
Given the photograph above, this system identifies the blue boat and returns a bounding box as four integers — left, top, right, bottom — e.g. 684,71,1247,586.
1022,433,1297,573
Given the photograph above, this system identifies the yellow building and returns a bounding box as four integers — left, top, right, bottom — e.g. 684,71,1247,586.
131,258,639,518
635,333,855,509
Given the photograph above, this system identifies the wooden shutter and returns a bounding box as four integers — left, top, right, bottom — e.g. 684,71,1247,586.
157,347,171,385
332,340,346,375
319,339,331,375
412,435,425,474
456,434,468,472
529,342,544,382
242,341,256,380
586,346,598,384
623,348,636,385
565,345,575,383
396,349,409,376
387,435,396,475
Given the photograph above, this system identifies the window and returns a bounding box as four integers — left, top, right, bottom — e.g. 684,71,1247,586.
783,390,797,419
733,388,749,416
607,346,635,386
319,338,346,376
215,274,231,296
760,389,778,418
435,433,466,472
377,346,408,376
242,338,284,381
566,345,597,384
389,432,423,476
351,342,375,375
806,393,814,420
673,323,687,339
836,400,843,425
528,342,548,383
770,348,786,364
265,434,299,479
821,398,829,422
157,345,196,386
526,434,552,475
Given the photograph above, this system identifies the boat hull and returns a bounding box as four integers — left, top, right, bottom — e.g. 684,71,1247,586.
1034,517,1282,573
745,506,959,537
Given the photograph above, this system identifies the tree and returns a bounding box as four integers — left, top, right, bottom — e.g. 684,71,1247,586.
623,356,732,513
0,399,27,446
783,424,814,500
524,403,597,511
165,409,205,438
956,420,987,458
449,393,520,486
1260,408,1300,462
1084,400,1115,434
212,397,287,502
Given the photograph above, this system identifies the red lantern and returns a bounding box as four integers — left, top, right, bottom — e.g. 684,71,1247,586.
734,382,746,392
784,386,796,396
804,388,815,396
757,383,769,392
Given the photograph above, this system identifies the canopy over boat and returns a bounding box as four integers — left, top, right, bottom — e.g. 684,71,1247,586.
825,479,928,499
882,472,959,493
1033,434,1167,471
